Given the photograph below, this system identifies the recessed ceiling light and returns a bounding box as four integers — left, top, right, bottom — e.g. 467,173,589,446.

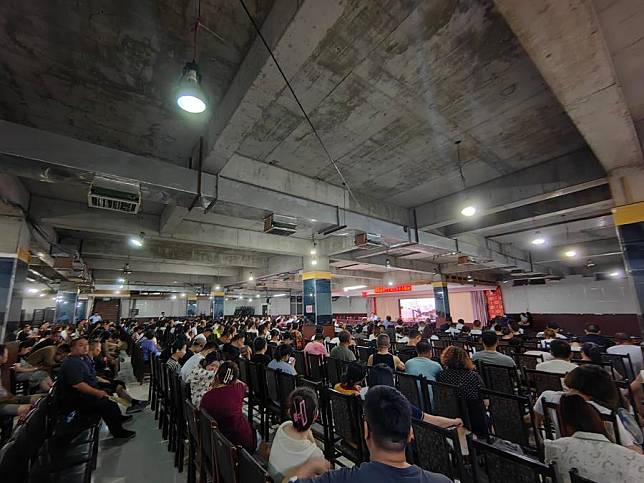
564,250,577,258
460,206,476,217
248,298,252,302
531,237,545,245
609,271,621,278
255,294,260,298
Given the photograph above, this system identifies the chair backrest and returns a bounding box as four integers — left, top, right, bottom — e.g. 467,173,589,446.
468,434,557,483
479,363,518,395
411,419,465,480
601,352,634,380
306,353,325,382
293,350,306,375
23,397,49,460
326,357,343,387
396,371,427,412
497,344,519,357
482,389,536,449
184,399,200,443
541,400,563,440
248,361,265,400
525,369,563,396
238,446,271,483
212,428,239,483
277,370,298,418
199,407,218,479
238,357,250,385
427,380,467,423
327,388,367,463
570,468,600,483
265,366,280,405
0,426,29,483
515,353,543,371
356,346,372,363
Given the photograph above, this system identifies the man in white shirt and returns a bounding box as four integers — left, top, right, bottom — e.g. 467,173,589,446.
89,312,102,324
607,333,643,374
536,340,577,374
180,341,215,382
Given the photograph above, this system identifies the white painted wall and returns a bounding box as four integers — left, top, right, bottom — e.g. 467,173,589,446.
501,276,639,314
131,299,189,318
332,296,368,314
450,292,474,323
269,297,290,315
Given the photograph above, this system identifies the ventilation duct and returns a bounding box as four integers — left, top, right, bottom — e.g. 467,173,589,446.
263,214,297,236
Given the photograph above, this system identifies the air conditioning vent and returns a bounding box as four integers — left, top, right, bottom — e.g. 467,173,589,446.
88,177,141,214
264,214,297,236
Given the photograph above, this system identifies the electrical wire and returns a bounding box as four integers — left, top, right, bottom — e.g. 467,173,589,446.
237,0,358,204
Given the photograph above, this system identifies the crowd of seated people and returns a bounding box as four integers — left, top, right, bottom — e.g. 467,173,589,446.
3,311,644,483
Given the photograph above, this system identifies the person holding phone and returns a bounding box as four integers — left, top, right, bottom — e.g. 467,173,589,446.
269,344,297,375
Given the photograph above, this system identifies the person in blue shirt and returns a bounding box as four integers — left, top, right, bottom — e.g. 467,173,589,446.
139,330,160,363
404,341,442,406
268,343,297,375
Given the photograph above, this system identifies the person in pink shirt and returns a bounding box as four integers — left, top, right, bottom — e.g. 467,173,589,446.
303,334,328,357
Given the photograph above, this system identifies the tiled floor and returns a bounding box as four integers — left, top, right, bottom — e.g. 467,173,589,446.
92,361,187,483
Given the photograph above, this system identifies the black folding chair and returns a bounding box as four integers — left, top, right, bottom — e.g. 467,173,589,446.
411,419,466,482
326,357,344,387
238,447,272,483
483,389,539,453
198,408,218,483
601,352,634,380
326,389,368,464
396,371,429,412
468,434,557,483
524,369,563,397
479,362,519,395
212,428,239,483
427,380,469,426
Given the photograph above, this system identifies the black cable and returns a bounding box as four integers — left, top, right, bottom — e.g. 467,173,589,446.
237,0,357,204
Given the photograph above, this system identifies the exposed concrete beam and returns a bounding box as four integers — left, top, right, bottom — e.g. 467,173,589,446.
414,149,607,230
442,184,613,237
532,238,622,263
85,258,240,278
92,270,228,286
29,196,310,256
80,238,267,269
331,252,439,275
493,0,644,205
159,201,189,235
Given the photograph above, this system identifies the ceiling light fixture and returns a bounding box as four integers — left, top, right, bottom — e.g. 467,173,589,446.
586,259,596,268
531,232,546,246
215,285,221,290
117,277,125,283
385,258,391,268
39,293,46,297
248,298,252,302
177,62,207,113
114,290,120,295
119,284,124,289
180,293,186,298
129,233,144,248
564,250,577,258
387,280,394,286
26,287,40,294
273,293,287,297
171,294,177,300
311,258,318,266
609,271,621,278
248,272,254,281
255,294,260,298
461,206,476,217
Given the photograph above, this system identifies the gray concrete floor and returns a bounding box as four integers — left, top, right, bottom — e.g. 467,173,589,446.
92,360,186,483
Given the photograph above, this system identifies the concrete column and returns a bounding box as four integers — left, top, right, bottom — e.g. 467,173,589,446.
302,257,332,325
0,215,30,340
55,282,79,325
212,291,225,319
613,202,644,338
432,281,451,322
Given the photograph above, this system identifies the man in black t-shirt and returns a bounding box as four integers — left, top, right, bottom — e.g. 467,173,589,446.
59,337,135,439
284,386,451,483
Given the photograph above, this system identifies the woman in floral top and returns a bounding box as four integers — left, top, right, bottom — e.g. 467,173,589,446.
187,351,220,406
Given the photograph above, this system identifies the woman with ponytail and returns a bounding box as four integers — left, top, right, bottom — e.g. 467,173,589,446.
268,387,330,481
200,360,258,452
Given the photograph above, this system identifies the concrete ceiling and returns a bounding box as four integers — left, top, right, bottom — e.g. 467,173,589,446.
0,0,273,166
1,0,641,293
